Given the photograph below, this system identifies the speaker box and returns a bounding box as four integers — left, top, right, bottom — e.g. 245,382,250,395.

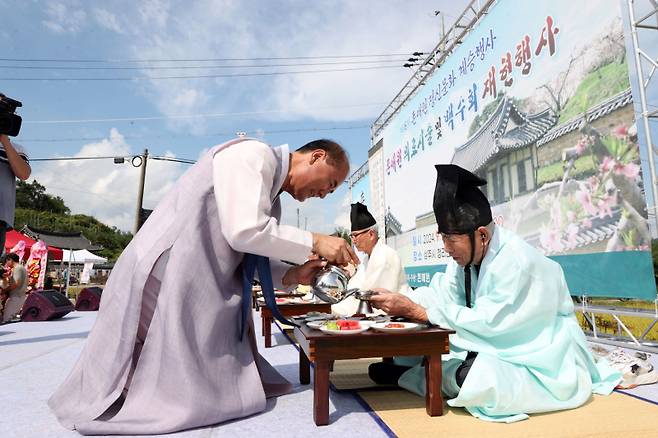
75,286,103,311
21,290,74,322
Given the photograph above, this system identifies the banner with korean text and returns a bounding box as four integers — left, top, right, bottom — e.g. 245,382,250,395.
377,0,656,297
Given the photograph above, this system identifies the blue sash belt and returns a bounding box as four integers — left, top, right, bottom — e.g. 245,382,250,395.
241,253,299,340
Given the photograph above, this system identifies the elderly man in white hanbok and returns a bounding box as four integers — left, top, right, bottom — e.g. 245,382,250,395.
49,138,358,435
333,202,410,316
369,164,621,423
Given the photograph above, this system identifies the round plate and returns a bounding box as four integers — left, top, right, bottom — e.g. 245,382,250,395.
320,323,369,335
370,322,421,332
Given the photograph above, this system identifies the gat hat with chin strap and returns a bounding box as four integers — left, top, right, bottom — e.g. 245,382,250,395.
433,164,492,310
433,164,492,235
350,202,376,232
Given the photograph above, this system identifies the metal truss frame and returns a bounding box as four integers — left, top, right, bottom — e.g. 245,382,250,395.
580,298,658,354
370,0,496,141
628,0,658,232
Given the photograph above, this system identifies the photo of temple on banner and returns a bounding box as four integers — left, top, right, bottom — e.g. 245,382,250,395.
371,0,655,299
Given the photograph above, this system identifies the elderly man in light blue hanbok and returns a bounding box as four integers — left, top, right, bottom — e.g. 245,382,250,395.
370,164,621,423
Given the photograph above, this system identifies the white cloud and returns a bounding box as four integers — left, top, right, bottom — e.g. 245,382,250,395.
97,0,447,129
94,8,124,34
277,182,353,236
333,190,351,230
137,0,171,29
31,128,187,232
42,1,87,34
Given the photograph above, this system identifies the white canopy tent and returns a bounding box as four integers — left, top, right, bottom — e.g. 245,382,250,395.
56,249,107,264
54,250,107,284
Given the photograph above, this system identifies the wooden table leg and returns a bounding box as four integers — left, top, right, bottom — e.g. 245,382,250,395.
313,359,330,426
299,348,310,384
425,354,443,416
264,316,272,348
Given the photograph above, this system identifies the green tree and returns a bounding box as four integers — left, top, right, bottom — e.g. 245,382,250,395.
16,180,70,214
468,92,504,137
14,208,133,261
333,227,352,245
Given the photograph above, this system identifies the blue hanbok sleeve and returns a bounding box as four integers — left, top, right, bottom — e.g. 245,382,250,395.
424,245,570,357
405,261,462,314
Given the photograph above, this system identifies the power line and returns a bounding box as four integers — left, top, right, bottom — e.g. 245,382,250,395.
0,64,401,81
0,53,422,63
30,154,196,163
24,104,384,124
150,156,196,164
30,155,134,162
0,59,409,71
21,125,370,142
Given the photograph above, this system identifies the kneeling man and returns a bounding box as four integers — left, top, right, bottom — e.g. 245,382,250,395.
333,202,410,316
369,164,621,422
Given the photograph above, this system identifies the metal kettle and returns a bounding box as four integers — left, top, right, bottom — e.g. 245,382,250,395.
311,265,374,313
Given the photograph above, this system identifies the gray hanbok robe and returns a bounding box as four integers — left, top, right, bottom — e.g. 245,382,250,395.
49,139,313,434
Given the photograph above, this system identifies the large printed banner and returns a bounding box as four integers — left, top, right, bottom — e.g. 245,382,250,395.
378,0,656,297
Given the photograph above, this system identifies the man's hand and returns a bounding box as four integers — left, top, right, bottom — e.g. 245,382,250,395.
343,262,357,278
282,259,326,287
369,288,428,322
311,233,359,266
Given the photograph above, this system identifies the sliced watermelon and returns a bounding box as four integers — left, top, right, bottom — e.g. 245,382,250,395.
337,320,360,330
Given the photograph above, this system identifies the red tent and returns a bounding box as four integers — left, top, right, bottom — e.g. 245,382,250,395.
4,229,64,260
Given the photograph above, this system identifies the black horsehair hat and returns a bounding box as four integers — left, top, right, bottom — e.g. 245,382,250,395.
433,164,493,234
350,202,376,232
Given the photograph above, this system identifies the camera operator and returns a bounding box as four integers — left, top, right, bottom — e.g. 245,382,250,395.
0,133,31,254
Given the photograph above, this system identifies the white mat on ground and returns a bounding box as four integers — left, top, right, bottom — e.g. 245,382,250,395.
0,310,389,438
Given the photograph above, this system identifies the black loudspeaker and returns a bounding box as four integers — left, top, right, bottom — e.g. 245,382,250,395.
75,286,103,311
21,290,74,322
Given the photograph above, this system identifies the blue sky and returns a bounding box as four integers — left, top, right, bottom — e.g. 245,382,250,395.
1,0,469,232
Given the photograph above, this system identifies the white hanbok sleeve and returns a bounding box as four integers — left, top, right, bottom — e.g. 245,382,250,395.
213,141,313,264
359,246,404,293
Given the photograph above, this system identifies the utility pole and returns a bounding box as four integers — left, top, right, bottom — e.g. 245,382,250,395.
134,149,149,235
304,217,307,231
296,208,300,228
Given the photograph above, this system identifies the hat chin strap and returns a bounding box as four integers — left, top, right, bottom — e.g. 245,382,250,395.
463,232,476,309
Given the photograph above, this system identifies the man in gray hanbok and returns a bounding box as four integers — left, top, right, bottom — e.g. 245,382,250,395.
49,138,357,434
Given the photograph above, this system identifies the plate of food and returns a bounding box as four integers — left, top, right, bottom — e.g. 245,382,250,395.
319,320,369,335
370,322,421,332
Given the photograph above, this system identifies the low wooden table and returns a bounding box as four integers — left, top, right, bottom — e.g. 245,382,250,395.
294,323,454,426
259,301,332,348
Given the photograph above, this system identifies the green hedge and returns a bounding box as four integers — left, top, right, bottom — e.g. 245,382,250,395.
536,155,597,186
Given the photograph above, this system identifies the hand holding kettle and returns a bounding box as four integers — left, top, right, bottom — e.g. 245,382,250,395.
311,233,359,266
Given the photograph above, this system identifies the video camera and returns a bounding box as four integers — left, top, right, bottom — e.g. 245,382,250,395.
0,93,22,137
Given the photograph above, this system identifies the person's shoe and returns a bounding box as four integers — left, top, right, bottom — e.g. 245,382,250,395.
368,361,411,385
589,344,611,359
606,349,658,389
